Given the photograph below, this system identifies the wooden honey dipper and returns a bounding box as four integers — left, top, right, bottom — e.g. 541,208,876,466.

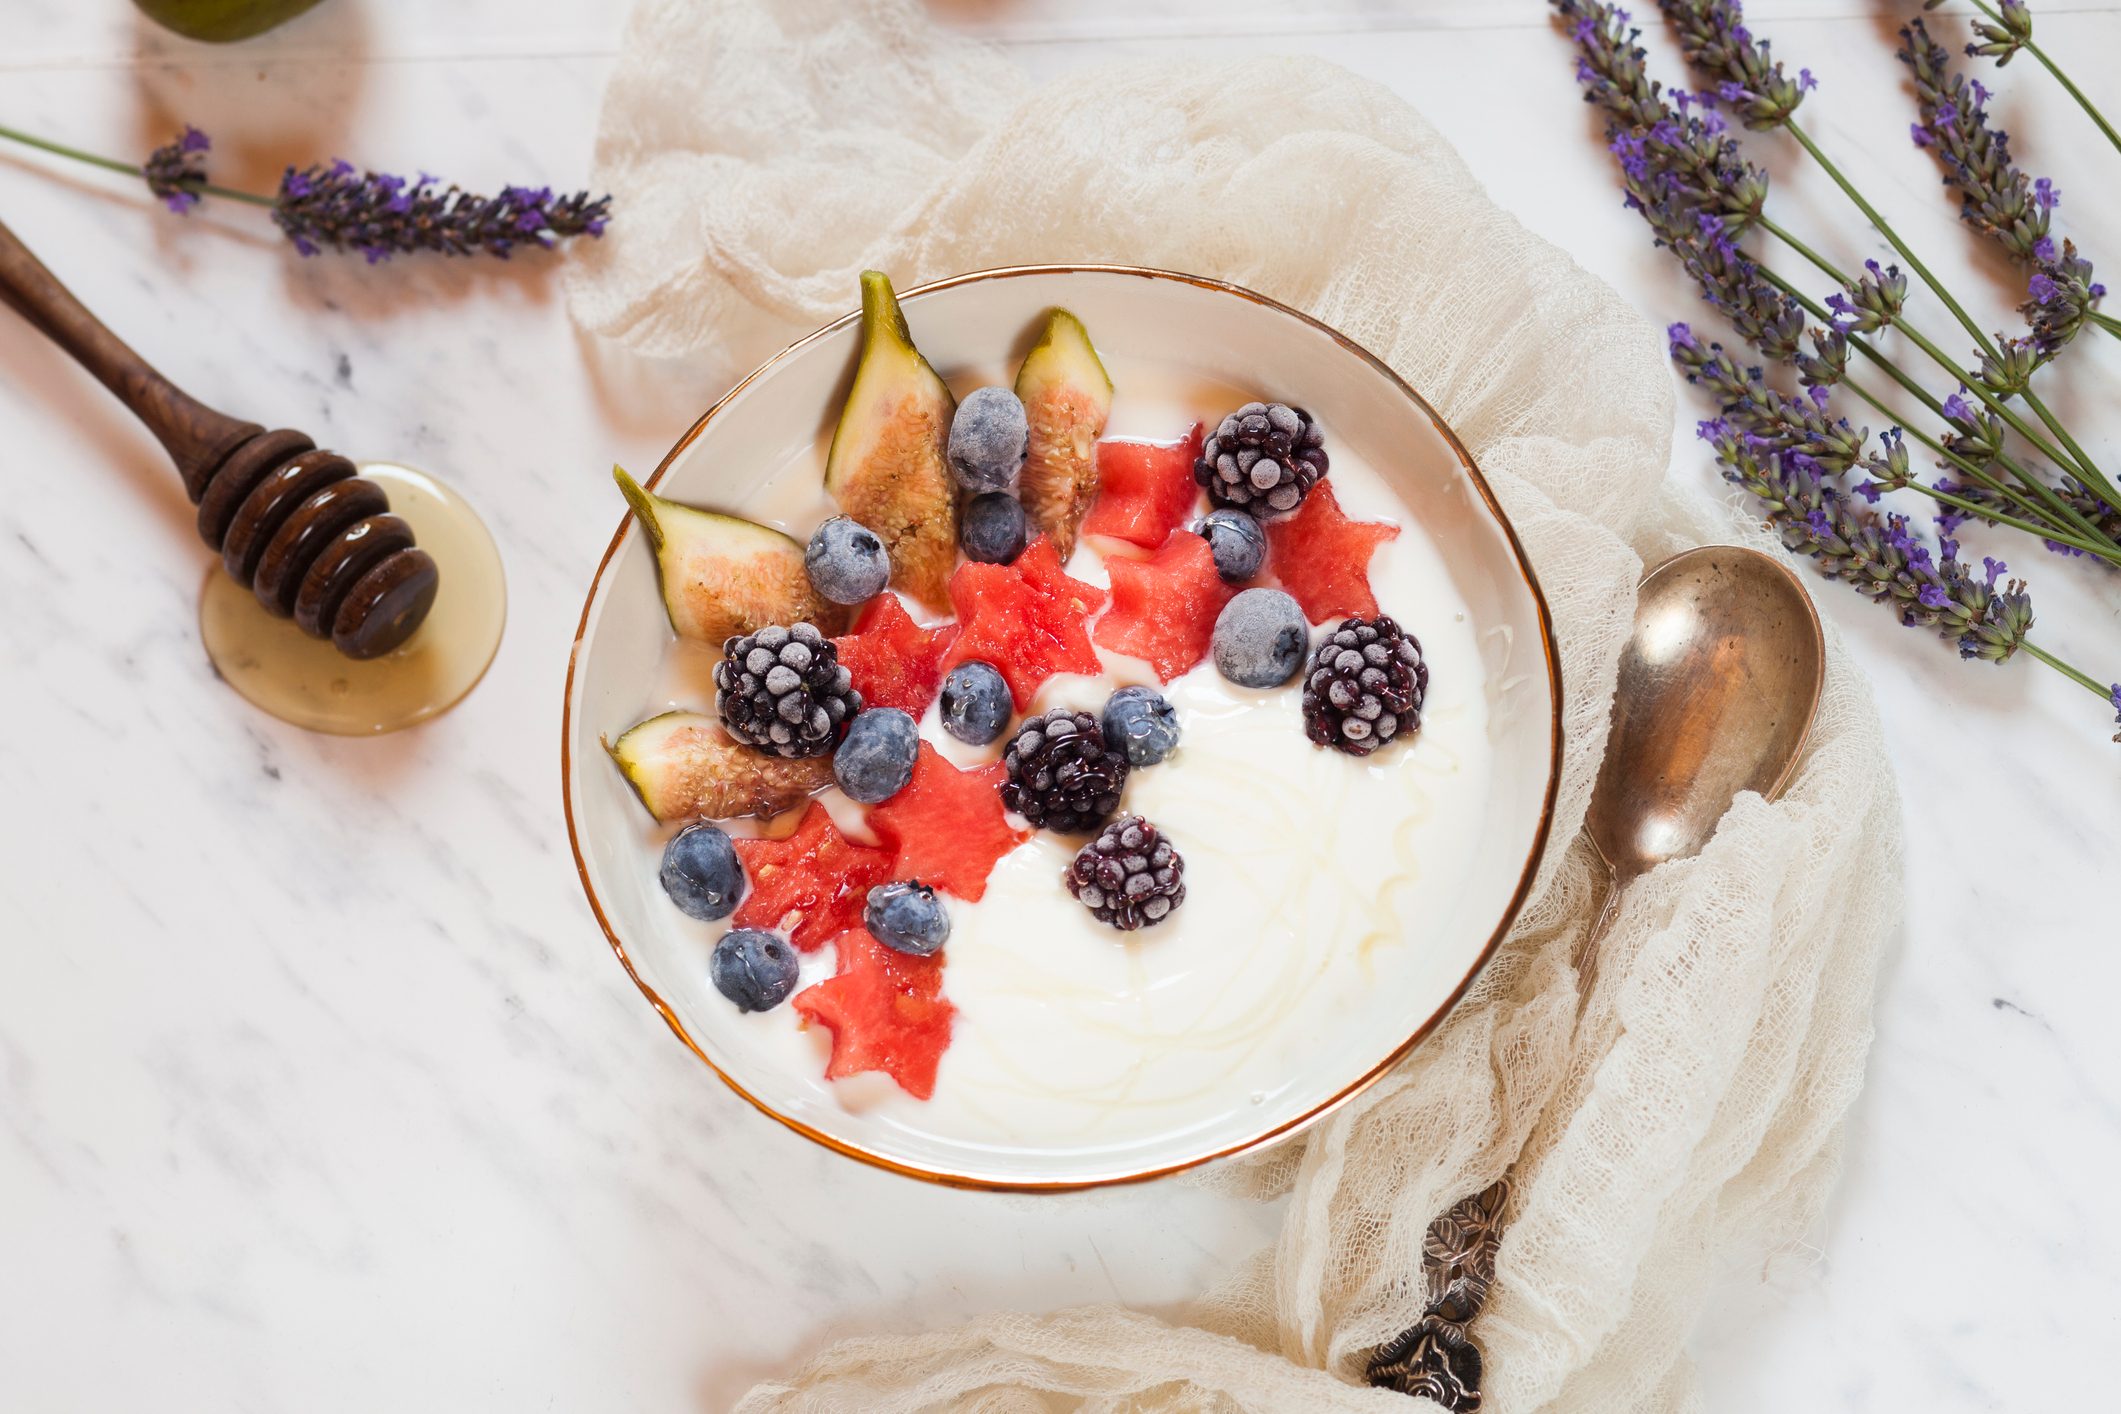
0,217,438,659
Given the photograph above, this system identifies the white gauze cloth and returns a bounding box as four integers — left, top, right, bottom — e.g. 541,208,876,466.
566,3,1902,1409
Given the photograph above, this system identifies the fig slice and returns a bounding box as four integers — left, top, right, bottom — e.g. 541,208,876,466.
1013,308,1113,562
614,466,848,645
823,272,958,611
607,711,831,823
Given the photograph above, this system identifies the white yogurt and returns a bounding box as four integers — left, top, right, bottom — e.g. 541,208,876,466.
635,364,1493,1151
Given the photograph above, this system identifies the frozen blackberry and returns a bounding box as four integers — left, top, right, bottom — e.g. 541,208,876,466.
1300,615,1428,757
1065,815,1186,931
1000,708,1128,834
1195,401,1328,517
714,622,861,759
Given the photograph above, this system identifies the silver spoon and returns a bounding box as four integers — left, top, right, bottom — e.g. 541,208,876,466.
1367,545,1826,1409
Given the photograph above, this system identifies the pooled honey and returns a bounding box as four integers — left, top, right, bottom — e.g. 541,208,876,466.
199,463,505,734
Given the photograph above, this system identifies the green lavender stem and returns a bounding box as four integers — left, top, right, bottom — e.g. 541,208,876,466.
1756,258,2121,552
1785,120,1998,357
1757,213,2120,516
2021,641,2117,701
0,121,270,207
1839,376,2120,560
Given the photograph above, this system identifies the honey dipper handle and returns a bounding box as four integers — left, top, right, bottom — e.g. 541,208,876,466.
0,216,259,497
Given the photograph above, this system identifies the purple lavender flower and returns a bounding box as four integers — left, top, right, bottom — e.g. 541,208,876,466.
2020,240,2107,358
1898,20,2059,266
142,125,209,214
1793,327,1848,389
1967,0,2033,65
1657,0,1812,129
1560,3,1772,237
1824,259,1908,333
136,124,610,261
1973,335,2043,398
1702,417,2035,662
272,161,611,261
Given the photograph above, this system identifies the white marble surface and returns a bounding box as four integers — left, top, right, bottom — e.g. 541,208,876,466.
2,1,2117,1409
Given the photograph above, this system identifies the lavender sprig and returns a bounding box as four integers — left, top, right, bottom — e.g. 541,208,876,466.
1899,16,2117,359
1560,2,2117,554
1697,400,2033,664
272,161,610,262
1961,0,2033,65
1655,0,1815,130
1670,323,2042,666
1651,0,2121,516
0,120,609,264
1555,5,2116,722
1899,19,2051,261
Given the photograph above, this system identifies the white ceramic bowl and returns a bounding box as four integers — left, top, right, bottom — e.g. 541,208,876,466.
563,267,1560,1190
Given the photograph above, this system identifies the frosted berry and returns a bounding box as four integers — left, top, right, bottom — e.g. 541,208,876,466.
1198,508,1266,582
1212,588,1308,688
804,516,891,604
659,823,745,922
834,707,919,803
1001,707,1128,833
1065,815,1186,931
1300,615,1428,756
947,386,1029,492
1195,401,1328,517
961,491,1028,564
939,660,1012,745
864,880,951,956
714,622,861,758
711,928,800,1012
1100,685,1180,766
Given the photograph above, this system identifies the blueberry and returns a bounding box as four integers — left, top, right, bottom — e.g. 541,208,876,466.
834,707,919,803
805,516,891,604
1101,685,1181,766
946,386,1029,492
1213,588,1309,688
939,660,1012,744
960,491,1029,565
711,928,800,1012
865,880,951,956
1198,508,1266,583
659,823,744,921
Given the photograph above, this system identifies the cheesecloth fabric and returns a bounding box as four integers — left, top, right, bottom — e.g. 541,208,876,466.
565,3,1902,1408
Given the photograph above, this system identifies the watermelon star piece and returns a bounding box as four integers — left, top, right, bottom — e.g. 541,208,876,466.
865,743,1026,901
1092,530,1235,682
793,927,956,1100
1079,424,1206,550
1266,480,1400,622
938,534,1107,710
731,803,892,951
831,593,957,716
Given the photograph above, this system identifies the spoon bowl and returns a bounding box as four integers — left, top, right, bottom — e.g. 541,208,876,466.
1586,545,1825,880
